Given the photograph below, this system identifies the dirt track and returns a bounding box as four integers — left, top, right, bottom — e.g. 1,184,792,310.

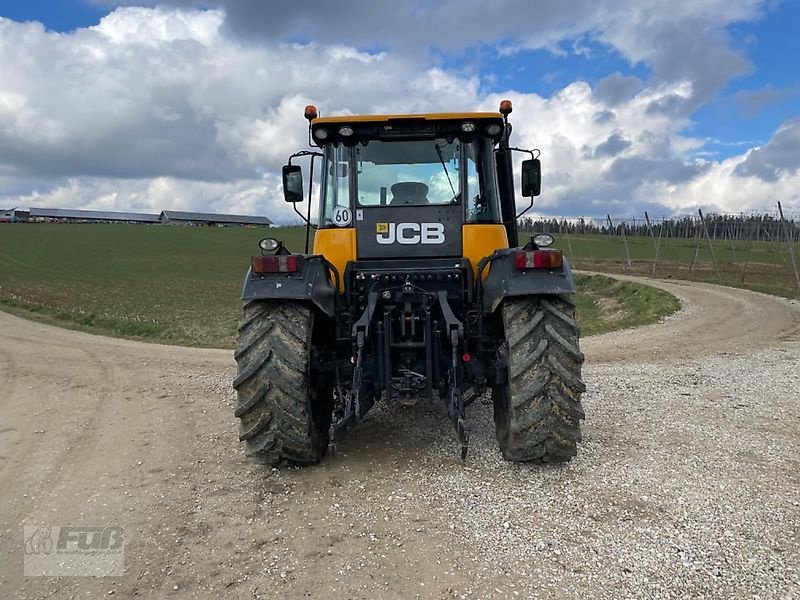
1,278,799,599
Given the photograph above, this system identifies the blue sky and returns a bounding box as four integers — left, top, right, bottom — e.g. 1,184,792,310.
1,0,108,31
0,0,798,217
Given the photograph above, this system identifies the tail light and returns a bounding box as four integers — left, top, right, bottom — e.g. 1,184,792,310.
514,250,563,270
252,255,299,274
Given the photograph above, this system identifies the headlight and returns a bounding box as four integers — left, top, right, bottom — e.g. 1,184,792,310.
338,126,354,136
533,233,554,247
460,121,476,133
314,128,329,140
259,238,280,252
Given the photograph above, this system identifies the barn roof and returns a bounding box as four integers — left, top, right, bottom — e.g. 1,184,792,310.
160,210,273,225
29,207,160,222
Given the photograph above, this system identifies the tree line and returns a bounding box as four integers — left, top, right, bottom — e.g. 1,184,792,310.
517,213,798,242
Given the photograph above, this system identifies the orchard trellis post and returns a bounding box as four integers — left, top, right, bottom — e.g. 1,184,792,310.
608,214,631,272
778,201,800,290
644,211,660,274
698,209,722,282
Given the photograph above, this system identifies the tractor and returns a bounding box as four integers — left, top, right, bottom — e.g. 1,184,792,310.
233,100,585,465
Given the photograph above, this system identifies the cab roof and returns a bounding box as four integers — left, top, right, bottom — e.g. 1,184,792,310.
312,112,503,125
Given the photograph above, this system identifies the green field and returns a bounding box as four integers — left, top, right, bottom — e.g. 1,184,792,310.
520,229,800,298
0,223,678,348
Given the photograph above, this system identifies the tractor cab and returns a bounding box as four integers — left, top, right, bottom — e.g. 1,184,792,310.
282,109,542,278
311,114,505,263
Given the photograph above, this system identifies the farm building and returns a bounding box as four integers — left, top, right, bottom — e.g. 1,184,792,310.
159,210,272,227
4,206,273,227
1,208,29,222
28,207,160,224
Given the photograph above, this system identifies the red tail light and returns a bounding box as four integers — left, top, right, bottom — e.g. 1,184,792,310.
252,255,299,274
514,250,563,270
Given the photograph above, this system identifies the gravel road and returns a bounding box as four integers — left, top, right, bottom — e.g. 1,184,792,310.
1,278,799,599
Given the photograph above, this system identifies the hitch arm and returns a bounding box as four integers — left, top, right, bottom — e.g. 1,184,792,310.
437,291,470,460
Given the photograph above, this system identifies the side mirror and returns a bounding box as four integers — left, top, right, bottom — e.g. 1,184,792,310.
521,158,541,197
282,164,304,203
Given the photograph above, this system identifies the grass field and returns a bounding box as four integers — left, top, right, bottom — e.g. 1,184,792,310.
520,229,800,298
0,223,678,348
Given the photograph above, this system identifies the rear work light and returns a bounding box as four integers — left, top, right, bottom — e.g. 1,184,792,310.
514,249,563,270
252,255,299,274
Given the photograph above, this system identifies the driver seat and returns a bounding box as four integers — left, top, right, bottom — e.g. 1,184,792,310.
389,182,429,205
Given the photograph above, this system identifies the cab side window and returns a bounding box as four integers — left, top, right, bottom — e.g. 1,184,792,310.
465,143,493,223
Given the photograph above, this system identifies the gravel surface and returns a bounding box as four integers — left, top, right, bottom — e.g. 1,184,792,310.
0,277,798,599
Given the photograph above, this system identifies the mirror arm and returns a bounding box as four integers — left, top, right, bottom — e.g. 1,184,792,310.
508,147,540,160
304,153,315,253
515,197,535,220
287,151,323,243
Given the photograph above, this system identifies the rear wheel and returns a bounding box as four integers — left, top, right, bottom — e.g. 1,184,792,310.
233,301,332,466
493,295,585,462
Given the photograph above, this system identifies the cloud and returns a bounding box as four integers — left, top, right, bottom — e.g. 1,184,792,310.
735,84,795,117
594,73,643,107
0,9,476,181
0,4,797,222
592,133,632,157
101,0,764,111
733,118,800,181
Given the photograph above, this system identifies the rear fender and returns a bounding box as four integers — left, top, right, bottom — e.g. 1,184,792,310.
482,250,576,313
241,256,337,317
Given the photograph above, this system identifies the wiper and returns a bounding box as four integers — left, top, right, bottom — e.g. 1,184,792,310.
434,142,458,201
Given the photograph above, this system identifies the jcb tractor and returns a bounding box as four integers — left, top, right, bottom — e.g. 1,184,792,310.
233,101,585,465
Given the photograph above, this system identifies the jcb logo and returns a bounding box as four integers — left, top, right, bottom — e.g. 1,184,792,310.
376,222,445,245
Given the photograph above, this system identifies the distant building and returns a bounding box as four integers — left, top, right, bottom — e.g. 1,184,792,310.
0,208,30,222
159,210,272,227
4,206,273,227
28,207,160,224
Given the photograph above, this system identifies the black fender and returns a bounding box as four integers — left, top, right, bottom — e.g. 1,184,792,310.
481,250,576,313
240,255,337,317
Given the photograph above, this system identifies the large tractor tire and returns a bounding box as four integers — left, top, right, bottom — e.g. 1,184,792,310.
233,300,331,466
493,295,586,462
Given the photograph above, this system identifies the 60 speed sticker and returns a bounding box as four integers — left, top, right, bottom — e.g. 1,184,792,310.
331,205,352,227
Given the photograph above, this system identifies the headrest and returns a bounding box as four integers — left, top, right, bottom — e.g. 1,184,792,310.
391,182,429,199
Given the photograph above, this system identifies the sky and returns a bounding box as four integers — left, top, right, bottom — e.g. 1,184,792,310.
0,0,799,222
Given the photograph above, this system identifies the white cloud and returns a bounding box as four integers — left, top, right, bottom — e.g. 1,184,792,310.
0,4,797,222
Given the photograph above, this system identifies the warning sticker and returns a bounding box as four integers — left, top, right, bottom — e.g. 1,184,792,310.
376,222,389,233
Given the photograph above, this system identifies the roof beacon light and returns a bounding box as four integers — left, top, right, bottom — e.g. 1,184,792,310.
460,121,476,133
499,99,513,115
304,105,318,121
338,126,354,136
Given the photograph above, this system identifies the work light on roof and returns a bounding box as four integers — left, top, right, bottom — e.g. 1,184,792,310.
314,128,329,140
258,237,280,252
338,126,354,136
486,123,502,136
460,121,476,133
